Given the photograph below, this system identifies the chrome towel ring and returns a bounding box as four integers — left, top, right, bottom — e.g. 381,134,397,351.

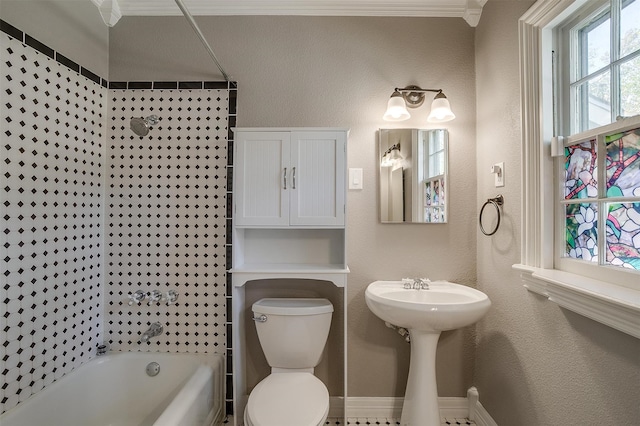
479,195,504,236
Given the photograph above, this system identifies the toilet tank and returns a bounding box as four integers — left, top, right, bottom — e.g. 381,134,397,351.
252,298,333,369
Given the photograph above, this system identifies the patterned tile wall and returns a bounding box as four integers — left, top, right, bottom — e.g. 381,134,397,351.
0,32,105,412
104,89,229,353
1,21,235,415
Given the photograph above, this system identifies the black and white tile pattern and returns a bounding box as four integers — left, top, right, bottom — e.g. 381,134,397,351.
1,23,235,415
331,419,475,425
104,89,228,352
223,416,476,425
1,33,105,412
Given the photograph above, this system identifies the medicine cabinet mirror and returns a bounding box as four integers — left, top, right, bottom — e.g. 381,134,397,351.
378,129,448,223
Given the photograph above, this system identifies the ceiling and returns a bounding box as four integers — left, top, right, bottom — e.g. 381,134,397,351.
113,0,489,27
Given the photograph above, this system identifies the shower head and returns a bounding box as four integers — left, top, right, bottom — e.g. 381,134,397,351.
130,115,160,137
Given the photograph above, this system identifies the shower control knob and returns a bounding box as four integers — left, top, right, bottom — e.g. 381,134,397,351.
164,290,179,306
127,290,146,306
147,290,162,306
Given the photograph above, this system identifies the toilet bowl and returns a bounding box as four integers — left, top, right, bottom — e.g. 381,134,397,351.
244,372,329,426
244,298,334,426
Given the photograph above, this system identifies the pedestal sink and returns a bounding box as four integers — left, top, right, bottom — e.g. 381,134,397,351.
365,280,491,426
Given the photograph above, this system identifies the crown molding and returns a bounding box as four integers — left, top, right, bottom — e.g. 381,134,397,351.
115,0,487,26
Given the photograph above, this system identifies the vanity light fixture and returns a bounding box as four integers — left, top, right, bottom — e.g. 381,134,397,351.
381,143,403,167
383,85,456,123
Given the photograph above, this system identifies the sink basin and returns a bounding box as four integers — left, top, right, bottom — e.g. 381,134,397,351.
365,280,491,426
365,280,491,332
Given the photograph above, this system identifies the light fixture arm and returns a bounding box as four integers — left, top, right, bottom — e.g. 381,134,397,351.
393,86,444,109
382,142,401,156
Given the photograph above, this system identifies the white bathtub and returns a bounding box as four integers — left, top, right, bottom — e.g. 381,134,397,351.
0,352,225,426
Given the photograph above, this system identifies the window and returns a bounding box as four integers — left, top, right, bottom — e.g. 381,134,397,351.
567,0,640,132
560,117,640,273
517,0,640,339
419,129,447,223
558,0,640,284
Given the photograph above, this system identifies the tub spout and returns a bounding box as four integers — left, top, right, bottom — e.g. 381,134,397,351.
139,322,163,344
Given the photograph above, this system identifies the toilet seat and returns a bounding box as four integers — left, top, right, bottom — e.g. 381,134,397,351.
245,372,329,426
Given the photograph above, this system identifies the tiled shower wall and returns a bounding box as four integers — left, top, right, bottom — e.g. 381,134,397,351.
0,31,105,412
1,23,234,415
104,88,228,352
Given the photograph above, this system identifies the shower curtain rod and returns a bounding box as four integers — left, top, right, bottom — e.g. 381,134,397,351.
174,0,231,82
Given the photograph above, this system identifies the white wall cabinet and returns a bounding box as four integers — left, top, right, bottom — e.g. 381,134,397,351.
231,128,349,286
234,129,346,227
230,128,349,425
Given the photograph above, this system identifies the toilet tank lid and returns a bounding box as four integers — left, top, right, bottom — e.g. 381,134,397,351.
252,298,334,315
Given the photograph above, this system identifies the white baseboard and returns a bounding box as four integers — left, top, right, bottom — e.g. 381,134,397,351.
345,397,403,418
344,396,468,419
341,387,498,424
471,403,498,426
329,397,345,418
467,387,498,426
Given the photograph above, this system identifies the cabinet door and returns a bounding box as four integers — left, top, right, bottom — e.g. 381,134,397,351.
234,132,290,226
290,131,346,226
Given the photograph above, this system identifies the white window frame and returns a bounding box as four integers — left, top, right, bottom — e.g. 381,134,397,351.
514,0,640,339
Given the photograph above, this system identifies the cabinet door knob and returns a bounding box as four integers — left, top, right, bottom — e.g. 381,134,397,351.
292,167,296,189
283,167,287,189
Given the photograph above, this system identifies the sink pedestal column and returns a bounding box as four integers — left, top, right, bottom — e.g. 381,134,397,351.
400,330,441,426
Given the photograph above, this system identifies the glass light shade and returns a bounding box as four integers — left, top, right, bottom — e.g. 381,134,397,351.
388,148,403,162
383,92,411,121
427,94,455,123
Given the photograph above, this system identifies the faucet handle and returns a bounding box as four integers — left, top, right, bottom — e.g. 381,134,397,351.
163,290,179,305
147,290,162,306
419,278,431,289
402,278,413,289
128,290,146,306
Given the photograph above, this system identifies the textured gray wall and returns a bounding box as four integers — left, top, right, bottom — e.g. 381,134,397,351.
0,0,109,78
475,1,640,424
4,0,638,421
109,15,478,397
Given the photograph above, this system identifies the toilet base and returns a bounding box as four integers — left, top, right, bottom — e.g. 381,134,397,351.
244,372,329,426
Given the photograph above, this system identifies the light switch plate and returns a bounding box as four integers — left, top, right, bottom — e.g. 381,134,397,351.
493,162,505,187
349,168,363,190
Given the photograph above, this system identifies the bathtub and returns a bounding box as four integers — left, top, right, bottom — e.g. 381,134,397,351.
0,351,224,426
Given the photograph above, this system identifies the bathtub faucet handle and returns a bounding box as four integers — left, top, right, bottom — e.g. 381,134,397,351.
147,290,162,306
127,290,146,306
164,290,179,306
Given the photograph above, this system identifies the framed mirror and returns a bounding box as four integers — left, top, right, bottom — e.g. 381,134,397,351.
378,129,448,223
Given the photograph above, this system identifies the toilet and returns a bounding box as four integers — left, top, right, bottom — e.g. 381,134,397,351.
244,298,334,426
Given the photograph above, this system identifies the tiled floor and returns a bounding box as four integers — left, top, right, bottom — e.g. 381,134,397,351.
223,416,475,425
326,419,475,425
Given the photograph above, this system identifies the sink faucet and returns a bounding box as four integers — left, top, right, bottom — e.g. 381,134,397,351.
402,278,430,290
413,278,430,290
140,322,163,343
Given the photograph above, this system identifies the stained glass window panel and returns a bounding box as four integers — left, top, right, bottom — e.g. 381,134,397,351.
565,139,598,199
606,202,640,270
433,180,440,205
425,207,445,223
424,178,446,223
565,203,599,262
605,126,640,197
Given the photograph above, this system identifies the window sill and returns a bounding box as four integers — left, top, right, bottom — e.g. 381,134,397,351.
512,264,640,339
